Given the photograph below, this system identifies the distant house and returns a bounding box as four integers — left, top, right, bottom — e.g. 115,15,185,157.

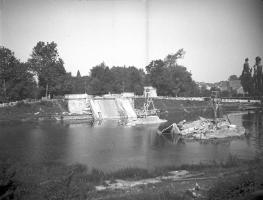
144,86,157,98
237,87,245,95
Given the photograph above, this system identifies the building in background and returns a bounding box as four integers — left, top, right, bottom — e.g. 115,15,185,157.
144,86,157,98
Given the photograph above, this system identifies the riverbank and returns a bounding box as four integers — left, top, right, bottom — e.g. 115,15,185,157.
0,97,261,122
0,100,93,122
135,97,261,123
1,155,262,200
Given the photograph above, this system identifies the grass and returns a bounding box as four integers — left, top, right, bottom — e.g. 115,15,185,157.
0,97,244,123
207,163,263,200
135,98,215,127
103,190,184,200
0,99,68,121
1,154,261,200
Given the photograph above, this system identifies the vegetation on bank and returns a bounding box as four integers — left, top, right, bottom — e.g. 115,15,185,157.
1,42,261,104
0,100,68,121
0,155,262,200
135,97,246,123
0,96,252,122
240,57,263,97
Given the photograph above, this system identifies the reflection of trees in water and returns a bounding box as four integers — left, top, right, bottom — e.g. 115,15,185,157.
243,110,263,158
255,111,263,158
242,111,254,129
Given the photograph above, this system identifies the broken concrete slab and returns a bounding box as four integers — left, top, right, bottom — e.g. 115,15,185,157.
161,117,245,140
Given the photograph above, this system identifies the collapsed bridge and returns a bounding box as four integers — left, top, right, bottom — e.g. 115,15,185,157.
65,94,137,120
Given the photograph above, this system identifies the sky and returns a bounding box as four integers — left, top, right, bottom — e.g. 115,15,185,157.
0,0,263,82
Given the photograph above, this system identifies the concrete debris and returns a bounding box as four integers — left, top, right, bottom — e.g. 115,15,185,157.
177,117,245,140
159,117,246,140
158,123,181,135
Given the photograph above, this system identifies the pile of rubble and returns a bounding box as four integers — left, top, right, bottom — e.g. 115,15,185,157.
160,117,246,140
178,117,245,140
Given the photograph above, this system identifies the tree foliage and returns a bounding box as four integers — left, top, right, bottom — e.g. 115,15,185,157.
28,41,69,97
0,47,37,101
145,50,197,97
240,57,262,96
1,43,202,101
88,63,145,95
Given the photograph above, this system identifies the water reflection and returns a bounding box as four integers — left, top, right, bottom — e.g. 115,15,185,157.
241,110,263,158
0,110,262,171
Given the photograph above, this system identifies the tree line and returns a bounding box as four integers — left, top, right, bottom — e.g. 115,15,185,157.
240,57,263,97
0,41,205,102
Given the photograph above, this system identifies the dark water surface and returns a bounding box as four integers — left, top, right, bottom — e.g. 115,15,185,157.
0,110,262,171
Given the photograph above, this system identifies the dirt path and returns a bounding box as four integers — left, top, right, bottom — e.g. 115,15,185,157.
89,167,249,200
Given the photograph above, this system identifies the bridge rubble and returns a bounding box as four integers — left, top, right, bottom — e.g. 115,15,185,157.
159,117,245,140
64,93,166,124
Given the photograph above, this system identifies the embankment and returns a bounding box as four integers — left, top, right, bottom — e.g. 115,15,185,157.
134,98,248,123
0,97,260,122
1,156,262,200
0,100,69,122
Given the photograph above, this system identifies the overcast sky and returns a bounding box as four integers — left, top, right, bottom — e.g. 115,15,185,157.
0,0,263,82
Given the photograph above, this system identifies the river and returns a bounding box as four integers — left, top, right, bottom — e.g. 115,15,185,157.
0,109,262,171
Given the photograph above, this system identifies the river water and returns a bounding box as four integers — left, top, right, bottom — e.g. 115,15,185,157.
0,109,262,171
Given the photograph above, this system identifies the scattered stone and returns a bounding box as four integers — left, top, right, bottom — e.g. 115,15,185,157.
161,117,245,140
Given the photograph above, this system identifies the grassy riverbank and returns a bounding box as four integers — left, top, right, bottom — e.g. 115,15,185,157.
0,97,259,122
0,100,68,121
134,98,248,123
1,155,262,200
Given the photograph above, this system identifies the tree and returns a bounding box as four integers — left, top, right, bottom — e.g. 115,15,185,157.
199,85,211,97
145,50,197,97
164,49,185,66
28,41,69,97
71,76,90,94
126,67,145,95
88,64,145,95
110,66,145,95
0,46,37,101
110,66,128,93
76,70,81,78
88,62,113,95
146,59,171,96
240,65,253,96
